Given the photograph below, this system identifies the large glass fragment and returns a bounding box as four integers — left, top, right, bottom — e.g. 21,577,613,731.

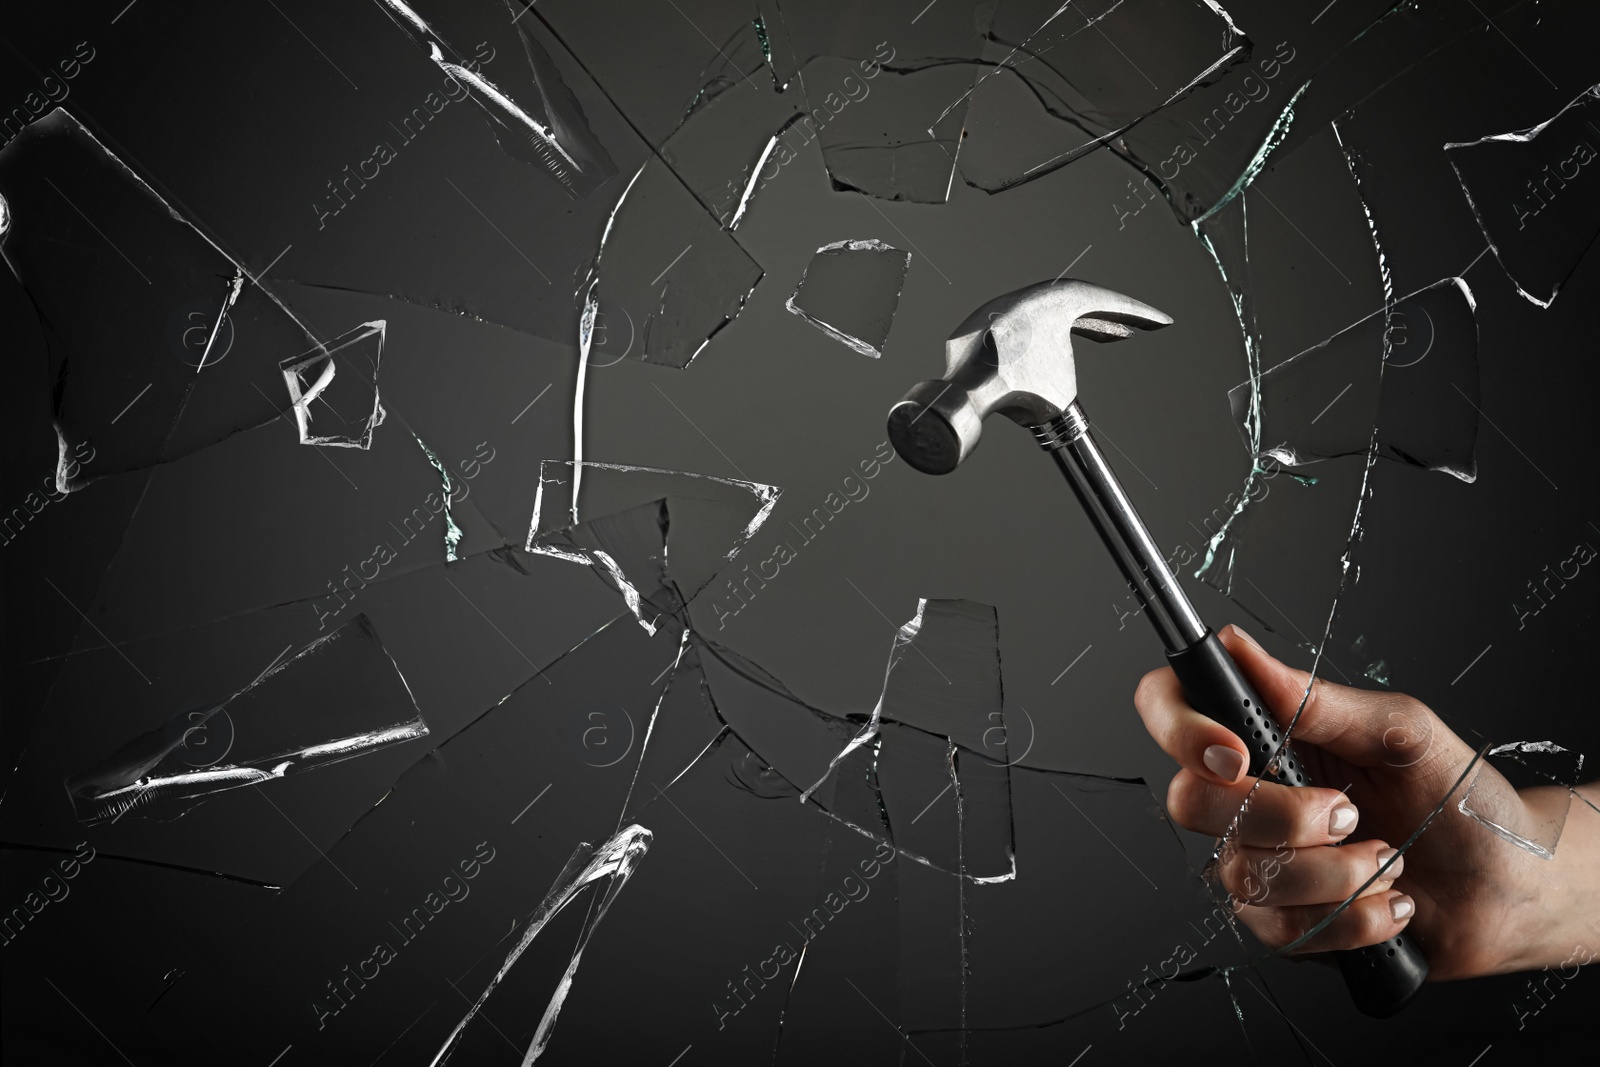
537,0,786,149
576,158,765,370
527,460,782,611
785,238,911,357
431,825,653,1066
953,0,1251,193
1230,277,1479,481
0,108,317,488
146,608,682,1060
372,0,618,197
772,0,989,202
1445,84,1600,308
63,614,428,824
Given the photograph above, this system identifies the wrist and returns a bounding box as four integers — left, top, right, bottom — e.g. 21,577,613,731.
1496,785,1600,973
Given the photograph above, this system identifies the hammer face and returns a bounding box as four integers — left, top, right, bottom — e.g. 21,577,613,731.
887,279,1173,473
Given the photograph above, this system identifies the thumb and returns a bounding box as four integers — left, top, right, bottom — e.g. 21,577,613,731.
1216,624,1456,772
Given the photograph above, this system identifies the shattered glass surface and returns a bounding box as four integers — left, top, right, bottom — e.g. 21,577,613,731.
2,1,1598,1063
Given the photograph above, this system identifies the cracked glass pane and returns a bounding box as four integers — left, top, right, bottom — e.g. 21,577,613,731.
63,614,428,825
785,238,911,357
0,109,318,487
4,1,1599,1062
954,0,1250,193
372,0,619,196
526,459,781,607
1230,277,1480,481
1445,85,1600,309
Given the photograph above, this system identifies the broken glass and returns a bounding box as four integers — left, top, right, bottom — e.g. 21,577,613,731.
0,108,318,488
785,238,911,357
953,0,1251,194
372,0,619,197
4,1,1599,1062
526,459,782,608
1231,277,1480,481
1459,741,1585,860
63,614,428,825
1445,85,1600,309
280,321,388,450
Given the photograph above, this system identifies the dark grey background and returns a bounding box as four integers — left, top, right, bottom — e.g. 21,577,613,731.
2,1,1597,1064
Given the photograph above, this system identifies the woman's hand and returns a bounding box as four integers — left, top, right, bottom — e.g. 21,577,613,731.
1133,624,1600,979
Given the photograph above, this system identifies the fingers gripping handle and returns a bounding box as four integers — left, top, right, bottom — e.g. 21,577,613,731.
1166,631,1429,1018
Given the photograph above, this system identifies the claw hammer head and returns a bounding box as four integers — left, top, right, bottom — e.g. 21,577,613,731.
886,278,1173,474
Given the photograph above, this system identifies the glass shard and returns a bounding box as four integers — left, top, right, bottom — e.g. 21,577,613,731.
808,56,977,203
704,598,1014,882
954,0,1251,193
280,321,387,450
63,614,428,824
430,825,653,1066
528,460,781,615
785,238,911,357
372,0,618,197
1459,741,1584,859
1229,277,1480,481
1445,84,1600,308
0,108,318,489
538,1,781,149
144,605,676,1060
658,65,806,228
577,158,765,370
414,435,464,560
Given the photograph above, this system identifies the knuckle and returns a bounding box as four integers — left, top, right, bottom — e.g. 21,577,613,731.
1348,900,1392,945
1133,668,1169,710
1166,772,1207,830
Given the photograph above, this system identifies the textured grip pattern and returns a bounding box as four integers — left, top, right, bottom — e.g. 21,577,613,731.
1167,633,1307,786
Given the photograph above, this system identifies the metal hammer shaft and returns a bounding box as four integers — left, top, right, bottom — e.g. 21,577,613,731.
1033,402,1429,1018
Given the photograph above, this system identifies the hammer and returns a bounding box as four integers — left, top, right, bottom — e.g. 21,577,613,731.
886,278,1428,1018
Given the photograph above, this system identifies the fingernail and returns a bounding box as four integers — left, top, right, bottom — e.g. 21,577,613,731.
1329,804,1359,837
1203,744,1245,783
1228,624,1264,652
1390,894,1414,922
1376,848,1403,878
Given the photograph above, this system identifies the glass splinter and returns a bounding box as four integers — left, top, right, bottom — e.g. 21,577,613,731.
785,239,912,358
428,824,652,1067
415,435,465,561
